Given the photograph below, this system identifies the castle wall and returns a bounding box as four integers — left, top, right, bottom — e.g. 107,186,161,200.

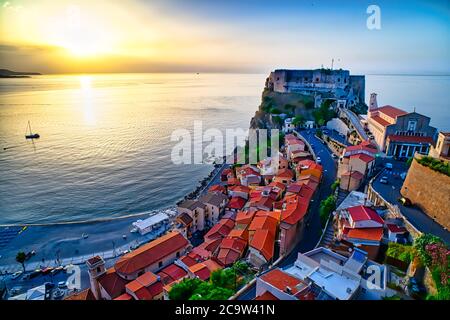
401,158,450,230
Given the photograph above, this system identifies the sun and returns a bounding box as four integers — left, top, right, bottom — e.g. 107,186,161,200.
61,30,111,57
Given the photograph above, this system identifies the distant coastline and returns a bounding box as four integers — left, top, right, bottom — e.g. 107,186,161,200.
0,68,41,78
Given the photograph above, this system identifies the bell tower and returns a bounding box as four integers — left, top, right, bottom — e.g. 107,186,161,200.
369,93,378,111
86,256,106,300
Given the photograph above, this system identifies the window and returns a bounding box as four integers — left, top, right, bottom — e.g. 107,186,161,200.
407,120,417,131
96,267,101,273
176,251,180,258
158,261,163,268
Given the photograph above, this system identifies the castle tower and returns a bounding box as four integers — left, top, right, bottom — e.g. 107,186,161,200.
86,256,106,300
369,93,378,111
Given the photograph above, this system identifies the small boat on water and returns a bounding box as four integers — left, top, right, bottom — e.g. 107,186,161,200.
25,121,40,139
82,233,89,239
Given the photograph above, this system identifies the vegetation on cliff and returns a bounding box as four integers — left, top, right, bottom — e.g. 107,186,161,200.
416,156,450,177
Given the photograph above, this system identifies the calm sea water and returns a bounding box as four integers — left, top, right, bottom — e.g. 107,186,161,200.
0,73,448,224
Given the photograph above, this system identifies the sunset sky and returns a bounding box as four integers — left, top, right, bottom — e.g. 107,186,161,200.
1,0,449,74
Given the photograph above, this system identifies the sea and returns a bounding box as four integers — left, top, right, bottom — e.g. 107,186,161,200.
0,73,449,225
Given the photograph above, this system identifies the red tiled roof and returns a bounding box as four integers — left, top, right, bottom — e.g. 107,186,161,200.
115,231,189,276
217,247,242,266
345,142,378,154
250,229,274,261
346,227,383,242
370,115,392,127
65,288,96,300
209,184,226,194
387,135,434,144
350,153,375,163
341,170,364,180
255,291,279,300
235,211,255,225
204,218,235,241
260,269,308,295
202,259,223,272
228,228,249,241
248,215,278,236
228,197,247,209
229,185,251,193
275,168,294,179
386,224,408,233
98,268,128,299
281,195,309,225
180,255,198,267
158,264,187,283
114,293,133,300
376,105,408,118
189,263,211,281
227,177,240,186
192,238,222,259
348,205,384,225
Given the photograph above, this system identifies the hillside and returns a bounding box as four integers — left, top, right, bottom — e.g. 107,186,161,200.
0,69,41,78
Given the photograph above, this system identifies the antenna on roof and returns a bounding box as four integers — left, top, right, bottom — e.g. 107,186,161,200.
413,106,416,113
331,58,334,70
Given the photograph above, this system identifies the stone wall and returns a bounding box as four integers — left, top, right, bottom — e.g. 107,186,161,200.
401,158,450,230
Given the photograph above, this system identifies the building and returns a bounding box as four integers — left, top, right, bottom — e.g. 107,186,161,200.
177,192,228,232
236,165,261,186
367,104,437,157
132,212,169,235
255,268,312,300
429,132,450,160
279,195,310,255
265,69,365,108
334,205,384,259
114,231,191,280
248,229,275,268
296,159,323,180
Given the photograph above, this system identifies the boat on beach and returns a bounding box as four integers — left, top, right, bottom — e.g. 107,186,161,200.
25,121,40,139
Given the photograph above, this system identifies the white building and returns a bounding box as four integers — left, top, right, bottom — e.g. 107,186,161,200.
132,212,169,235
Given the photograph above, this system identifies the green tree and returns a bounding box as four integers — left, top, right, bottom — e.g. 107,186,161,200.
169,278,203,300
16,251,27,272
319,195,336,227
292,115,305,127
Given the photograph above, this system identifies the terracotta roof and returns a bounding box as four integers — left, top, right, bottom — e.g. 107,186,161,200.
344,141,378,154
350,153,375,163
250,229,274,261
228,197,247,209
346,227,383,242
86,256,103,267
208,184,226,194
157,264,187,284
115,231,189,276
176,212,193,226
98,267,128,299
370,115,392,127
192,238,222,259
260,268,308,295
255,291,279,300
189,263,211,281
275,168,294,180
348,205,384,225
387,135,434,144
180,255,198,267
341,170,364,180
228,228,249,241
386,224,408,233
255,196,275,211
235,211,255,226
204,218,235,241
114,293,133,300
281,195,309,225
248,215,278,236
220,237,247,253
255,210,281,222
376,105,408,118
229,185,251,193
202,259,223,273
64,288,96,300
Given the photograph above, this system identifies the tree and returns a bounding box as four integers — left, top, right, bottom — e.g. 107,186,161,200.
292,115,305,128
210,268,237,290
319,195,336,227
16,251,27,272
169,278,203,300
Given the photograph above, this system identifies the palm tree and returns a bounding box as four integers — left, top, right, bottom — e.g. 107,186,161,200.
16,251,27,272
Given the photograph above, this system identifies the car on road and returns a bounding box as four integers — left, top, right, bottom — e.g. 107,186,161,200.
58,281,67,289
316,157,321,164
331,154,337,159
385,163,393,170
11,271,23,280
398,197,412,206
379,176,389,184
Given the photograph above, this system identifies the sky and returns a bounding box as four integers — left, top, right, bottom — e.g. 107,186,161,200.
0,0,449,74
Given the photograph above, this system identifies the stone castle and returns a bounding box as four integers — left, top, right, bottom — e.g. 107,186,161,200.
265,68,365,108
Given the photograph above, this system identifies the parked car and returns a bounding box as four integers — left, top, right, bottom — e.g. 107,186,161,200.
11,271,23,280
385,163,393,170
379,176,389,184
316,157,321,164
58,281,67,289
331,154,337,159
398,197,412,206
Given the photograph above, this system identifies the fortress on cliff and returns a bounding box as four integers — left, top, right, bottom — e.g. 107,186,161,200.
265,68,365,108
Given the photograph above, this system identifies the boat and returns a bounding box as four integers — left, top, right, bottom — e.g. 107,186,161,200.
25,121,40,139
82,233,89,239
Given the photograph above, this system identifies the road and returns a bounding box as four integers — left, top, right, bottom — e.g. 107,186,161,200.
371,160,450,244
237,128,337,300
340,108,368,140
